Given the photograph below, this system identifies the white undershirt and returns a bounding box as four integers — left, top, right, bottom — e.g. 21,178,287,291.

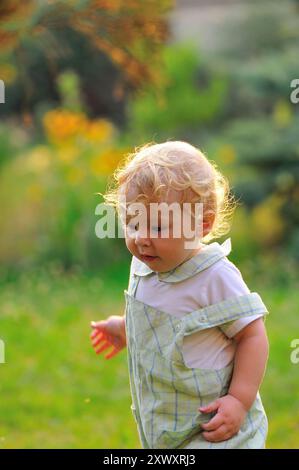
133,257,263,370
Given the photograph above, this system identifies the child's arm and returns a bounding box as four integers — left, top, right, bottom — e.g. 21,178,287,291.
90,315,127,359
199,318,269,442
227,318,269,410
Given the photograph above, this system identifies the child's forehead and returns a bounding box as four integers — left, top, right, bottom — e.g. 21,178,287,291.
124,187,193,205
123,187,199,226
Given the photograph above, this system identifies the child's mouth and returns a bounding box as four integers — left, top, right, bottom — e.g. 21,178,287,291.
140,254,159,262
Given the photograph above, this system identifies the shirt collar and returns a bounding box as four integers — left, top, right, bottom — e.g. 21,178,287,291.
132,238,232,283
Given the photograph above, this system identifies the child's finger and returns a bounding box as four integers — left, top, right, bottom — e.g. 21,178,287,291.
91,321,107,329
90,329,104,340
202,424,230,442
91,335,106,349
95,341,111,354
105,347,119,360
92,335,106,347
90,329,102,339
201,413,223,432
199,400,220,413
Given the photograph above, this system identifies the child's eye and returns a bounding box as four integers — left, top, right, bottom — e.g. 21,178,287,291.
151,225,169,234
128,222,139,231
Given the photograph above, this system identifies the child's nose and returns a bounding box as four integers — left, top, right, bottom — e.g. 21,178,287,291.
135,230,151,246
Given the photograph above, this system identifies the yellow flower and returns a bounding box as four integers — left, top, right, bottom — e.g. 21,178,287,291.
273,100,293,128
26,146,51,172
43,109,116,149
218,144,236,164
57,145,79,164
84,119,115,143
91,148,125,175
251,194,285,246
43,109,88,144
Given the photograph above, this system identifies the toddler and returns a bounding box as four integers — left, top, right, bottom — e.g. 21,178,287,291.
90,141,269,449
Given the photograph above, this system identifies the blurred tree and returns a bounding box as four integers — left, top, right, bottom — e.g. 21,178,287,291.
125,44,228,143
0,0,172,126
208,0,299,256
0,1,34,52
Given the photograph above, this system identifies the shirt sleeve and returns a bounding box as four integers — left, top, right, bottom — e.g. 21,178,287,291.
204,260,265,338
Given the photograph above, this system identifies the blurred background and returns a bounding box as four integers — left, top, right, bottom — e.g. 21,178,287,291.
0,0,298,449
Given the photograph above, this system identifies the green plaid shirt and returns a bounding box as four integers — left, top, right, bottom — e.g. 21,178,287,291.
124,238,269,448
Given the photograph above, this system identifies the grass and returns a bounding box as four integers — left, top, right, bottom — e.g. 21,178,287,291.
0,260,298,448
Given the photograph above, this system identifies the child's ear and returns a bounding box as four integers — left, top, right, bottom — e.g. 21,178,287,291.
202,213,215,237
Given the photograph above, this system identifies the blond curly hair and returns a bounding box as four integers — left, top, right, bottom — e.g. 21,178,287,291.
101,140,237,242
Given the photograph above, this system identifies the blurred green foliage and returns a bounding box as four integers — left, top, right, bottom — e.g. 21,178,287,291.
1,0,299,271
126,44,228,141
202,1,299,260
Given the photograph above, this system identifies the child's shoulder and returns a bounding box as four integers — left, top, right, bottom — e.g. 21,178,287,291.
207,255,244,278
202,256,251,304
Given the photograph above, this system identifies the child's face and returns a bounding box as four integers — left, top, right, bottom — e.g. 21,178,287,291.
124,189,205,273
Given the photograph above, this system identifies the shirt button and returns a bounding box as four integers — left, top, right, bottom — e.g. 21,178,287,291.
176,322,181,331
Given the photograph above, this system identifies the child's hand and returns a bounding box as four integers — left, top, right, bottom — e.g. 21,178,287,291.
90,315,127,360
198,394,247,442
